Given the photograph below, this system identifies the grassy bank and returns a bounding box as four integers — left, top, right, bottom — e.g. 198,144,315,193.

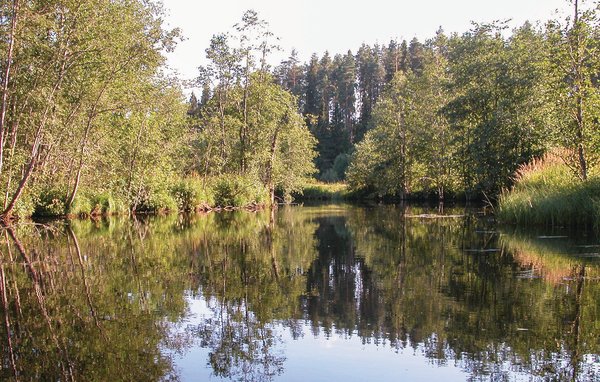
497,154,600,228
293,182,352,201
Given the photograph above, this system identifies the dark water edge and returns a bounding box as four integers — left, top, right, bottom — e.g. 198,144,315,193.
0,203,598,381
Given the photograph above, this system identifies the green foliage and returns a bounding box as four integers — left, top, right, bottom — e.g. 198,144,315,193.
444,22,550,196
294,182,350,200
135,188,178,214
12,196,36,220
0,0,185,220
67,195,92,217
332,153,351,180
320,168,340,183
171,178,214,211
6,1,600,221
319,154,351,183
212,175,268,207
193,16,317,206
34,189,127,217
34,189,68,217
347,62,454,198
545,6,600,179
90,192,127,215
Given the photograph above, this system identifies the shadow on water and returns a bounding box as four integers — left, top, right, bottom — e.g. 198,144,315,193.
0,204,598,381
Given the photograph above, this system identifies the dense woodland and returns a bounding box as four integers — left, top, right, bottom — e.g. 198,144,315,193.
1,0,600,220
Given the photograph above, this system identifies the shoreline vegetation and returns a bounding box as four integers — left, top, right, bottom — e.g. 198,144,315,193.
498,152,600,229
1,1,599,228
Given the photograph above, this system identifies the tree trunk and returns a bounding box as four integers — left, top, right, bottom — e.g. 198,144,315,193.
66,112,94,209
573,0,588,181
240,54,250,174
266,117,282,206
0,0,20,177
1,40,69,221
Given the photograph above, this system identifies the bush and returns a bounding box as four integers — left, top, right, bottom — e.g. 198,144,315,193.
34,189,67,217
171,178,214,211
90,192,127,215
320,168,339,183
333,153,351,180
13,194,36,219
32,188,127,218
212,175,268,207
67,194,92,217
136,188,178,213
294,182,349,200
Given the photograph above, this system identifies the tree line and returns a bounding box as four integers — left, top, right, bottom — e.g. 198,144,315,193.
192,0,600,201
2,0,598,221
0,3,318,221
346,8,600,201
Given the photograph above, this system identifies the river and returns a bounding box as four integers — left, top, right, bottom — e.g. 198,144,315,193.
0,204,598,381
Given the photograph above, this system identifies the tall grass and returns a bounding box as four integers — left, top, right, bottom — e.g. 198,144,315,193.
498,151,600,228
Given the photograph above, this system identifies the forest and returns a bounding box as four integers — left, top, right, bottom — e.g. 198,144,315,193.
0,0,599,223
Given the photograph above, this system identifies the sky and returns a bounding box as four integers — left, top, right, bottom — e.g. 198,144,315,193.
161,0,574,89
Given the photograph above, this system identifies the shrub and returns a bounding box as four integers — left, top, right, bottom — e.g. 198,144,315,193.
333,153,351,180
320,168,339,183
294,181,349,200
67,194,92,217
136,188,178,213
171,178,214,211
90,192,127,215
13,194,36,219
212,175,268,207
34,189,67,217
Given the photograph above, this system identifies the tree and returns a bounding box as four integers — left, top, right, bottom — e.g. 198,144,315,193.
0,0,182,220
347,72,418,198
444,22,549,196
545,0,600,180
356,44,386,141
411,33,458,200
275,49,305,107
244,74,317,204
408,37,425,75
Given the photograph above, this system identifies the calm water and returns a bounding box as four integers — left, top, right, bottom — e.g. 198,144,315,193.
0,204,599,381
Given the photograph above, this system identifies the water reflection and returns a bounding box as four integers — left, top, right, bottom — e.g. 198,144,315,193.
0,205,598,381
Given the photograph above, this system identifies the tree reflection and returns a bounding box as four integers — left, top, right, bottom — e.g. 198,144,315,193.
188,207,320,381
294,204,600,381
0,218,192,381
0,205,598,381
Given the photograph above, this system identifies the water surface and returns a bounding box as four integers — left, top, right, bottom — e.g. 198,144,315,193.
0,204,598,381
